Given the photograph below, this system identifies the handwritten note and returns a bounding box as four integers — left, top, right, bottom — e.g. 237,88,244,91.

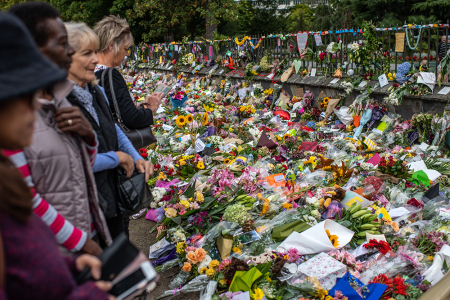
395,33,405,52
314,34,323,46
195,139,206,153
358,80,368,88
292,87,304,97
378,74,389,87
311,68,316,77
438,87,450,95
330,78,340,84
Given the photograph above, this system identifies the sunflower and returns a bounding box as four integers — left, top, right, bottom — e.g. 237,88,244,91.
224,159,231,164
176,115,186,128
329,235,339,247
186,114,193,123
202,113,209,126
323,97,329,104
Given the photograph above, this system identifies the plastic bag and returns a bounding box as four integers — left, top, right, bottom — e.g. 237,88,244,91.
168,271,191,289
199,280,217,300
197,221,240,248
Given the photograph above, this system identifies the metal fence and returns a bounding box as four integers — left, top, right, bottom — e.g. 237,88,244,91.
133,24,450,78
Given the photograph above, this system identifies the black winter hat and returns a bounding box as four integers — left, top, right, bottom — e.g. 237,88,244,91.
0,13,67,103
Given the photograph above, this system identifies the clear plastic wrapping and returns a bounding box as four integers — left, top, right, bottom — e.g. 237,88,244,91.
199,280,218,300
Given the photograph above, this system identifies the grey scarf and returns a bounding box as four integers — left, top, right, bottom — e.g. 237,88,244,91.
72,84,99,125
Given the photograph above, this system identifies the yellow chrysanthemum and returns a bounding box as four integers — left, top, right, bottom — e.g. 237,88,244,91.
199,267,208,274
179,199,190,209
252,288,264,300
219,278,227,285
158,172,167,180
205,268,215,277
232,247,242,255
196,191,204,203
208,260,220,269
186,114,194,123
197,161,205,169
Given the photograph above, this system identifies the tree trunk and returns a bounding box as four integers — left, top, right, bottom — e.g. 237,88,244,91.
204,0,216,40
205,15,217,40
164,30,174,43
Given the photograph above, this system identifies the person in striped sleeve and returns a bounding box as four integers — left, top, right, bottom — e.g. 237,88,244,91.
8,2,112,256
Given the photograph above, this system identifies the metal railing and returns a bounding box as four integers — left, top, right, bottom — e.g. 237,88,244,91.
132,24,450,78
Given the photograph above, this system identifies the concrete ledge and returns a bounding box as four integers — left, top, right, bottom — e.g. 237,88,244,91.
140,65,450,120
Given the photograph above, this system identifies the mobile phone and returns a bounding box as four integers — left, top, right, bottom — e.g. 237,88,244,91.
109,261,156,299
153,84,174,98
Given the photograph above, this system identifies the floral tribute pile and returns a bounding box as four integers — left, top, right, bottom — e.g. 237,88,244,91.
119,52,450,300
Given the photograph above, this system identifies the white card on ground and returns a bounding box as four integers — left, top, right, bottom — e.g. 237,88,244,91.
438,87,450,95
195,139,206,152
232,291,251,300
330,78,340,84
388,207,410,218
358,80,367,88
162,124,174,131
378,74,389,87
311,68,316,77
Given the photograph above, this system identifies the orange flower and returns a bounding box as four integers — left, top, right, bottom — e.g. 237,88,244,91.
182,262,192,272
186,248,207,264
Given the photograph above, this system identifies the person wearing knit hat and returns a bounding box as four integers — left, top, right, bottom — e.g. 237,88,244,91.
0,13,114,300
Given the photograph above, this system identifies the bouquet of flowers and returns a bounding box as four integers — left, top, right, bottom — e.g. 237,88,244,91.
378,156,410,178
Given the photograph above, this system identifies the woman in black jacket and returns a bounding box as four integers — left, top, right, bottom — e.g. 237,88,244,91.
93,15,163,130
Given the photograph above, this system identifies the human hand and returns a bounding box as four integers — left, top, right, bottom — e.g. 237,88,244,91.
145,92,164,113
115,151,134,177
135,159,154,181
55,107,95,146
95,281,116,300
81,237,103,256
75,254,103,280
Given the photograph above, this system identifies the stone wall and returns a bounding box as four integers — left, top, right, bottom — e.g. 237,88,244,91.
140,65,450,120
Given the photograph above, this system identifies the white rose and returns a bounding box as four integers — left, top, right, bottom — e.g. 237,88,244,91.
350,43,360,51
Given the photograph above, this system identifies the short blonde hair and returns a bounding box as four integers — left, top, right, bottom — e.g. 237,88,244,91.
65,21,99,51
93,15,134,55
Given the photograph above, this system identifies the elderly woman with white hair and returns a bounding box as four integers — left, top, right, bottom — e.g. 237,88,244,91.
93,15,163,133
65,22,154,239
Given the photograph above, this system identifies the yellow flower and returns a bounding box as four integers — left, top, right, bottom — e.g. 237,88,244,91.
428,256,434,261
176,115,186,128
219,278,227,285
197,161,205,169
179,199,190,209
176,242,186,254
165,207,177,218
205,268,215,277
281,202,293,210
266,276,271,282
323,97,329,104
224,158,231,164
186,114,194,123
158,172,167,180
323,166,332,171
208,260,220,269
179,159,186,166
196,191,204,203
199,267,208,274
329,234,339,248
252,288,264,300
264,88,273,95
232,247,242,255
256,225,268,233
202,113,209,126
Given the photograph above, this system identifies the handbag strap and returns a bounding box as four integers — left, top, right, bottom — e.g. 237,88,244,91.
101,68,125,127
0,229,5,288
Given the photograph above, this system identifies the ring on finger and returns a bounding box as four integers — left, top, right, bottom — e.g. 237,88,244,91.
67,119,73,126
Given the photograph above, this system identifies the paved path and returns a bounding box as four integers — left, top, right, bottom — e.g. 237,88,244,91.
129,217,200,300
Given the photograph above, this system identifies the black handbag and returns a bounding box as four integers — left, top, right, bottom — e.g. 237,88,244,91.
101,68,157,149
117,168,153,217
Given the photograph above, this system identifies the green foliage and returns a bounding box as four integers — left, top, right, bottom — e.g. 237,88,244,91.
287,4,313,32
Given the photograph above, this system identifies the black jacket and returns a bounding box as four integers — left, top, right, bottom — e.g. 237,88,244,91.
66,85,119,219
96,68,154,129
